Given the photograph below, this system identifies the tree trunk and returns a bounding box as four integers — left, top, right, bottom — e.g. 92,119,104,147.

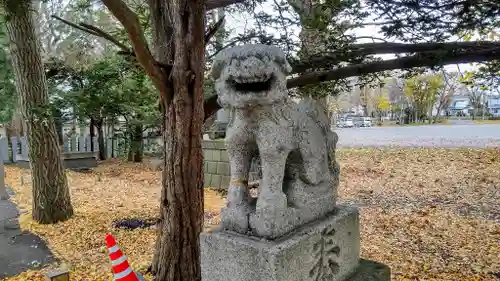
434,106,442,123
5,123,15,139
52,107,64,145
362,104,368,116
127,122,133,162
133,123,143,162
295,6,331,114
4,0,73,223
149,0,205,280
128,123,143,162
89,117,96,152
96,120,106,160
109,117,116,157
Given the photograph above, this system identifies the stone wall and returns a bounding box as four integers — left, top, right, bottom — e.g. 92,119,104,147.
202,140,231,189
202,140,260,190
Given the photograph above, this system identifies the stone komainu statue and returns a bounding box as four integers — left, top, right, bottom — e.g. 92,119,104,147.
211,44,340,239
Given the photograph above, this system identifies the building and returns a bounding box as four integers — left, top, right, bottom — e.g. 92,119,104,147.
486,96,500,117
446,95,472,116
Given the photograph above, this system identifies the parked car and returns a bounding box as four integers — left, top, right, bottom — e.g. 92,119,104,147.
338,118,354,128
334,120,340,128
354,117,372,127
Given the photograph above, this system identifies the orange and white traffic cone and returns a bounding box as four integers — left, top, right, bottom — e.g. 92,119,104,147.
105,233,144,281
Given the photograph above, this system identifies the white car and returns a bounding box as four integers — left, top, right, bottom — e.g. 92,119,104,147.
356,117,372,127
338,118,354,128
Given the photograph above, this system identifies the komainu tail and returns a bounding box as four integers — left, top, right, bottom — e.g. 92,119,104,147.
296,97,340,176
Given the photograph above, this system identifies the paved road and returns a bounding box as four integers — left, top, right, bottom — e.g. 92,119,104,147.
335,124,500,148
0,186,54,279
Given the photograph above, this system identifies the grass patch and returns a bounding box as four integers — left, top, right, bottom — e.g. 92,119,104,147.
473,119,500,124
3,149,500,281
403,120,449,126
378,120,449,127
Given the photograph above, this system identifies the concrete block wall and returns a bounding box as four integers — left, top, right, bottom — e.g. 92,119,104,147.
202,140,261,190
203,140,231,190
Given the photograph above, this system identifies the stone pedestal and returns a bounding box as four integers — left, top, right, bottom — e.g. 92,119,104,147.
201,206,389,281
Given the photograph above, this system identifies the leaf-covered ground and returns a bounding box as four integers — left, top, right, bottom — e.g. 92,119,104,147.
2,148,499,281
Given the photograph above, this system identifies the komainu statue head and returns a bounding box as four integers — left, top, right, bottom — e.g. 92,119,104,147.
211,44,292,108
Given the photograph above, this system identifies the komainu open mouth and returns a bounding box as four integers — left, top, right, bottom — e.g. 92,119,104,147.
227,74,275,93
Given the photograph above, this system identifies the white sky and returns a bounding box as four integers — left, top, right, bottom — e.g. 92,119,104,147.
224,1,473,73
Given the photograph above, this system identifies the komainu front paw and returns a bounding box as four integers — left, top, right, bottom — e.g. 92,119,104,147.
221,205,251,233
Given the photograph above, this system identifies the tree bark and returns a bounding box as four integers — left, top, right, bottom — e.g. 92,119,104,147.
4,0,73,223
148,0,205,280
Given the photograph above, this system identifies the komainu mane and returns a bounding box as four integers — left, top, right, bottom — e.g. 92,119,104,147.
211,44,340,239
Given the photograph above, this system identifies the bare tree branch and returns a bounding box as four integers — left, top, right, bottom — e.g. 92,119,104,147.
287,48,500,88
354,36,389,42
98,0,168,104
52,15,134,54
291,41,500,73
53,15,171,72
205,16,225,46
79,23,132,52
51,15,99,36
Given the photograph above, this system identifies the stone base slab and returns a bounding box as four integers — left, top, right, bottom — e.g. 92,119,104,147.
201,206,362,281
